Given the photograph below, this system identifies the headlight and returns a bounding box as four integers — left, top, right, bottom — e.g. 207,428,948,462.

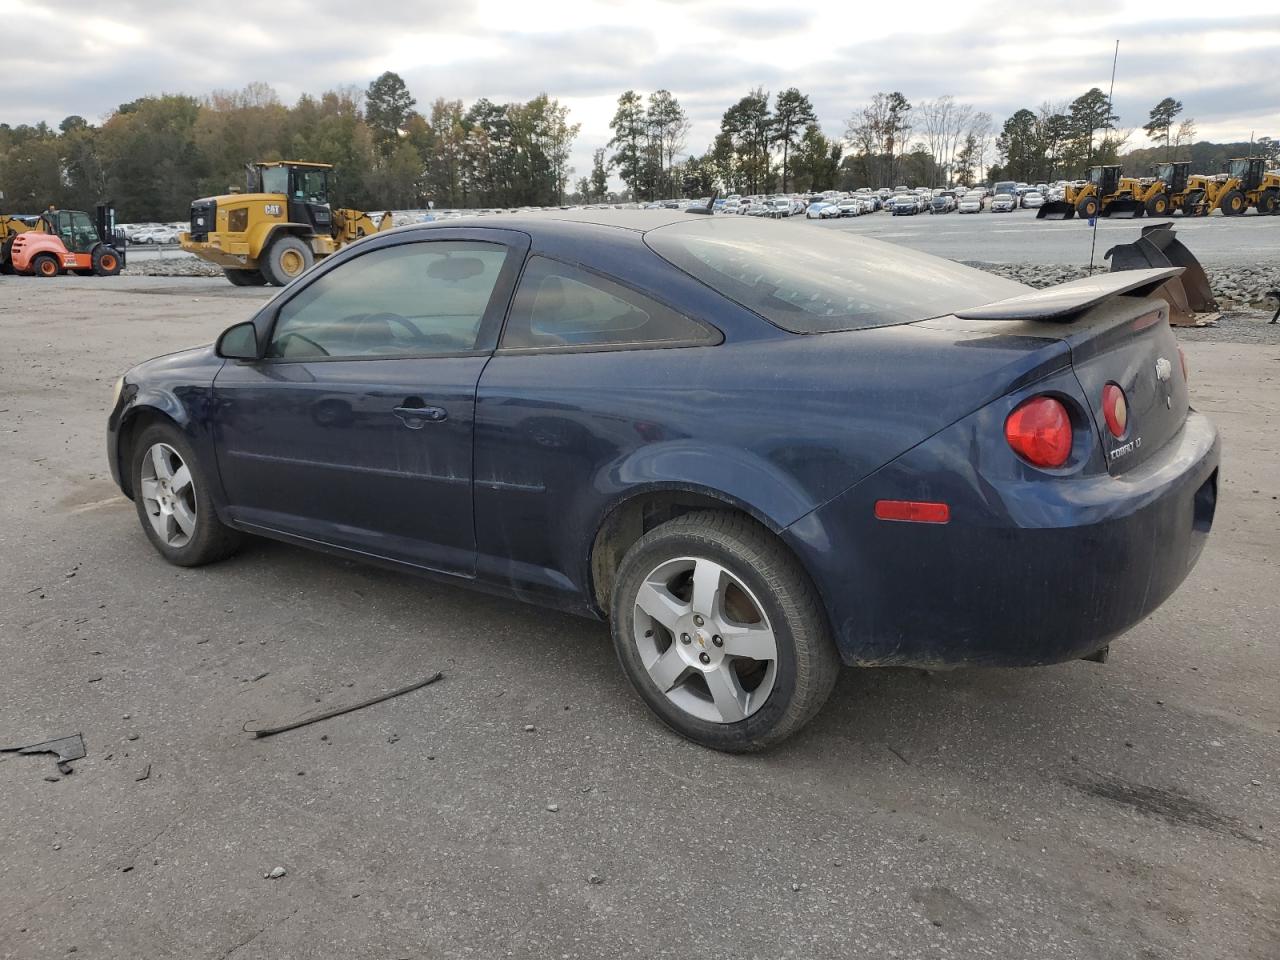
111,376,125,408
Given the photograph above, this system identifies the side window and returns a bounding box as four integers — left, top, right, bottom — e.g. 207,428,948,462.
268,240,508,360
500,256,715,351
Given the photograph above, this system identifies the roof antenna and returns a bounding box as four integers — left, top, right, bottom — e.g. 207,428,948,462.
689,190,718,215
1088,40,1120,275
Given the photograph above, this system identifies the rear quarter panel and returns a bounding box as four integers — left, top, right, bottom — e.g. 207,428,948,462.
473,230,1072,612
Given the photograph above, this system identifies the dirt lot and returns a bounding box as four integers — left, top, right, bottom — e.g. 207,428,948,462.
1,276,1277,960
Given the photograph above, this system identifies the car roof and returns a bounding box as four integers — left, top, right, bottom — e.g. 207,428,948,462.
386,209,707,242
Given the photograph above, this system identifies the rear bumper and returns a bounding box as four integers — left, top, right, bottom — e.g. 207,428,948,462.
785,411,1220,668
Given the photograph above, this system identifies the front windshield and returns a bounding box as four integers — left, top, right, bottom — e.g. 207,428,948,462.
646,217,1024,334
1228,159,1249,178
295,168,329,204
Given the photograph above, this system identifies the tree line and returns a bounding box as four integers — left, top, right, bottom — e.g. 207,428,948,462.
2,73,1274,219
0,74,579,220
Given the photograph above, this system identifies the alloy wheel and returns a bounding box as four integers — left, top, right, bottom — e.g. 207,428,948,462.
139,442,197,547
632,556,779,724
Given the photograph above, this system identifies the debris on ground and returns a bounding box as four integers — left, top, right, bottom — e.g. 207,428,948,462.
135,764,151,782
244,672,443,738
265,867,286,879
1,733,86,776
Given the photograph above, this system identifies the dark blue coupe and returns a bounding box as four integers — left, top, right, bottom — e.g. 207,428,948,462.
107,212,1219,750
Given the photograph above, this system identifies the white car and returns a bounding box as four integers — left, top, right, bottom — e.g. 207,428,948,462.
958,192,985,214
133,226,180,244
836,199,864,217
1021,190,1046,209
990,193,1017,213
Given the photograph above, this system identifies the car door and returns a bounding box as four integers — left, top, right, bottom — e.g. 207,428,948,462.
213,230,528,575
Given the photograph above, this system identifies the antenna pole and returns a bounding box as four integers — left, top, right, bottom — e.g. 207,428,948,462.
1088,40,1120,275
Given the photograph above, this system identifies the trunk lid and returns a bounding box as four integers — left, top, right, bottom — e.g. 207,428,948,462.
1055,298,1188,475
953,269,1189,475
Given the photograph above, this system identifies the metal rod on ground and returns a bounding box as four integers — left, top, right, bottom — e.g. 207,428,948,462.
1088,39,1121,275
246,672,444,738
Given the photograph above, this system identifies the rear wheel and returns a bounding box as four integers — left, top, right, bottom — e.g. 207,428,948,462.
223,268,268,286
131,423,243,567
609,511,840,752
92,245,122,276
1220,189,1246,216
1257,190,1279,215
260,235,313,286
1077,196,1099,218
1145,194,1170,216
32,253,61,278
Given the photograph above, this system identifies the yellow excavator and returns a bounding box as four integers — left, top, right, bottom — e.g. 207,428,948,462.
180,161,393,286
1181,157,1280,217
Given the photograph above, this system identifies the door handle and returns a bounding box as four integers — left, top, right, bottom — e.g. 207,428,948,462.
393,404,447,429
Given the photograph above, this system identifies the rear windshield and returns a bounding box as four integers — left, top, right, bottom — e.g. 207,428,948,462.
644,217,1024,333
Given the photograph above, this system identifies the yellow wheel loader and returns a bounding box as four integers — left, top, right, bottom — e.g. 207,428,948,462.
1138,161,1194,217
179,161,393,286
1181,158,1280,217
1037,165,1146,219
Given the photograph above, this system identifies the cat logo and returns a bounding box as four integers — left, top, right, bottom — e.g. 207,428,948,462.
264,203,282,217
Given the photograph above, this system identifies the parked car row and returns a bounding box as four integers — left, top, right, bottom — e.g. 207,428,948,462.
117,222,183,244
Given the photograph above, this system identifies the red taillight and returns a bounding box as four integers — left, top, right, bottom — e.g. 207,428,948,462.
1102,383,1128,438
1178,347,1189,383
874,500,950,524
1005,396,1073,468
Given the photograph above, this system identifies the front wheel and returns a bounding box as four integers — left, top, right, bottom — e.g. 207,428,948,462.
260,235,314,286
92,245,122,276
1077,196,1099,218
131,423,243,566
609,512,839,752
1220,189,1246,216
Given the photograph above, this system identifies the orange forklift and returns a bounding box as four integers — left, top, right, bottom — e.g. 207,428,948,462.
0,204,126,277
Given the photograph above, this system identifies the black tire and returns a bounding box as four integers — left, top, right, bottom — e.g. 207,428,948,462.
1145,194,1170,217
1220,189,1246,216
260,235,313,286
609,511,840,752
1076,196,1099,218
32,253,61,278
0,238,15,274
223,268,268,286
92,245,122,276
130,422,243,567
1183,189,1207,216
1257,190,1279,215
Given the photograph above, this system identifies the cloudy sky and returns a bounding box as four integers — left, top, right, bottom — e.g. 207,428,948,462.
3,0,1278,185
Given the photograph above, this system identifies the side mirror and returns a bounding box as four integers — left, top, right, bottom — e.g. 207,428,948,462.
216,321,260,360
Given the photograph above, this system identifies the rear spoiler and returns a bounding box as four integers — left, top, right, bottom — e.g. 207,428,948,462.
954,267,1182,322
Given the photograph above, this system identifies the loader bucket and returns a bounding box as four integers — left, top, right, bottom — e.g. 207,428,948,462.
1101,199,1143,218
1105,223,1219,326
1036,201,1075,220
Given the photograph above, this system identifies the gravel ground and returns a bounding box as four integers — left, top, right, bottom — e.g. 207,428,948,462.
1,275,1277,959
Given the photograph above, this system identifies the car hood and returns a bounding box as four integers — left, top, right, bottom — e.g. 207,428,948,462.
126,344,222,386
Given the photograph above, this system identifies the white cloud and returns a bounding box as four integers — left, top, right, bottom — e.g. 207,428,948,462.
2,0,1277,190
